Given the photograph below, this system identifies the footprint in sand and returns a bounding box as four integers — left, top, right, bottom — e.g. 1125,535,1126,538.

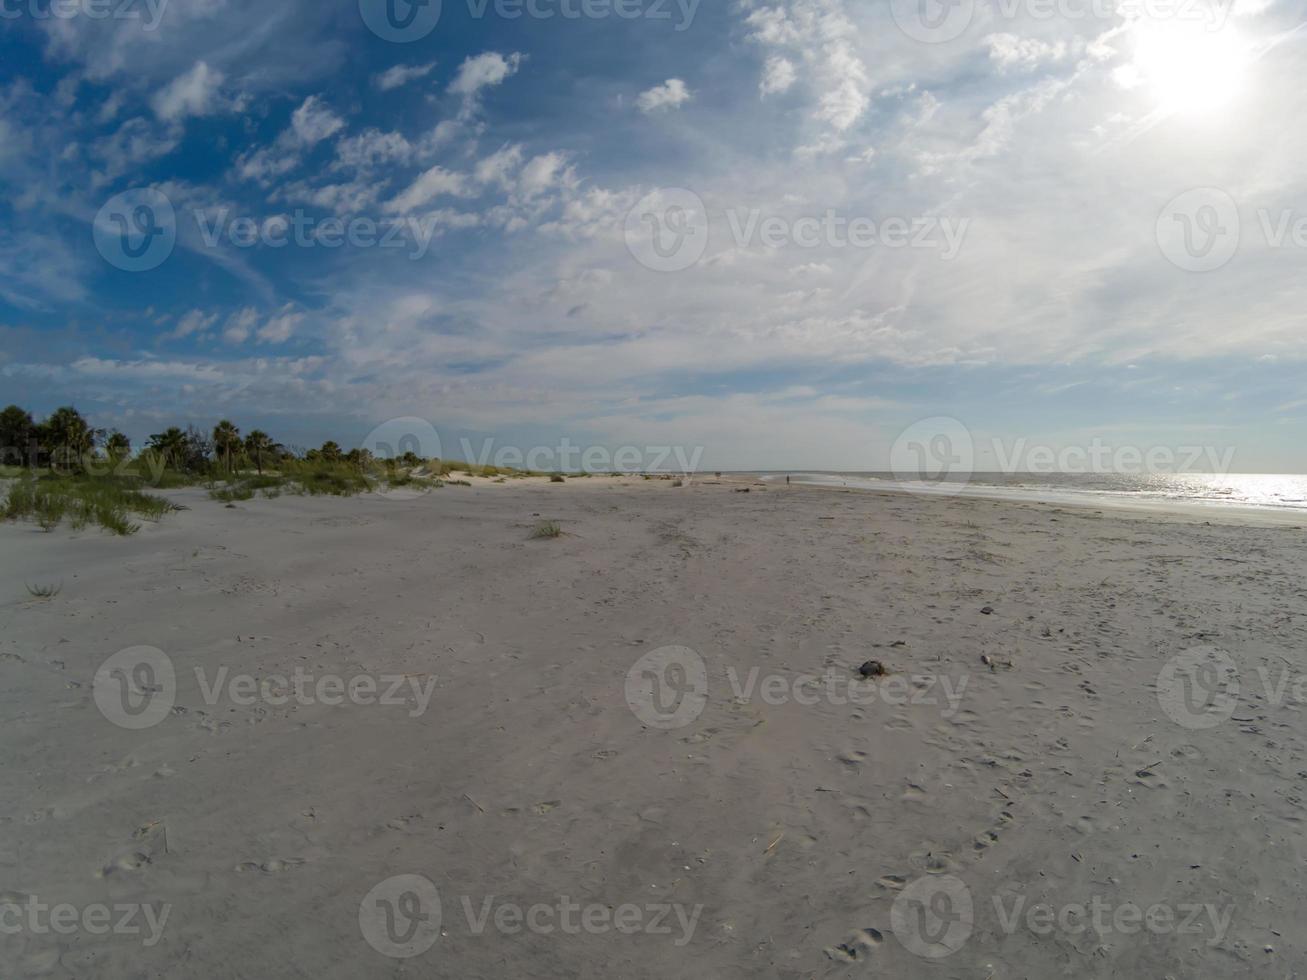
532,801,561,815
101,852,152,876
824,928,884,961
235,858,305,874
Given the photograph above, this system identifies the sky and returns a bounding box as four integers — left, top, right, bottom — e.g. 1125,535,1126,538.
1,0,1305,472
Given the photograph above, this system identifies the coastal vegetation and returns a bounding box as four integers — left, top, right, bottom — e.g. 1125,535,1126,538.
0,404,544,535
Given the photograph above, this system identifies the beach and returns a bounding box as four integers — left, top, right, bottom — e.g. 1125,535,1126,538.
2,478,1305,978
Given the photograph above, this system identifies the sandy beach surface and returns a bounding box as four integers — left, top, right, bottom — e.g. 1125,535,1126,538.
3,478,1306,978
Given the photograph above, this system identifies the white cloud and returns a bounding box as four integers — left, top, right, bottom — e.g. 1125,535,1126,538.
234,145,300,185
637,78,693,113
518,153,570,199
90,117,178,184
374,62,437,91
745,1,870,132
151,62,232,122
984,33,1071,72
223,308,259,345
171,309,218,340
258,306,304,345
335,129,414,171
760,56,797,97
384,165,473,213
290,95,345,147
475,144,524,188
448,52,523,97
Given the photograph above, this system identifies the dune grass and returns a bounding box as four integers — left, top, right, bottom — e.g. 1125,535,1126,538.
3,474,176,536
531,519,563,539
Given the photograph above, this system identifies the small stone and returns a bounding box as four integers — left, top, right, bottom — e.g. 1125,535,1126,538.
858,660,887,679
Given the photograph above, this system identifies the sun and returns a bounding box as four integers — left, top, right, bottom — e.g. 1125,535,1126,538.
1127,20,1252,119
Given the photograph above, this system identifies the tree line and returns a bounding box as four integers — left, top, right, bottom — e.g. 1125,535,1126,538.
0,405,411,477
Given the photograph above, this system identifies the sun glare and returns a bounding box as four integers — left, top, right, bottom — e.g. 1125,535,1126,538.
1129,21,1251,119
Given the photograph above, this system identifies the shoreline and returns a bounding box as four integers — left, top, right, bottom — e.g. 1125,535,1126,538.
740,473,1307,529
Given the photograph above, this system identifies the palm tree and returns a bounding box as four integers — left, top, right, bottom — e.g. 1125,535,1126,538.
244,430,275,475
0,405,35,467
213,420,241,474
148,427,188,470
41,406,94,473
105,431,131,460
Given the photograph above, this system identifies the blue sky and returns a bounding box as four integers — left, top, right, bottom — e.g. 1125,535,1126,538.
1,0,1306,470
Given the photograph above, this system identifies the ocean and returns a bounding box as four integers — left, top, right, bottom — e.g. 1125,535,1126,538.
760,471,1307,515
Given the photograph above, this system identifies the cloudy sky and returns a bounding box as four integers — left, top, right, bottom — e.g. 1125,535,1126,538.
1,0,1304,470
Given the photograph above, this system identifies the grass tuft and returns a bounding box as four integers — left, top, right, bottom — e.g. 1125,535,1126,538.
26,581,62,598
531,520,563,539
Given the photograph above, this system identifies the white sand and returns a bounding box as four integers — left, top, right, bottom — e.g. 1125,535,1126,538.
2,479,1304,977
